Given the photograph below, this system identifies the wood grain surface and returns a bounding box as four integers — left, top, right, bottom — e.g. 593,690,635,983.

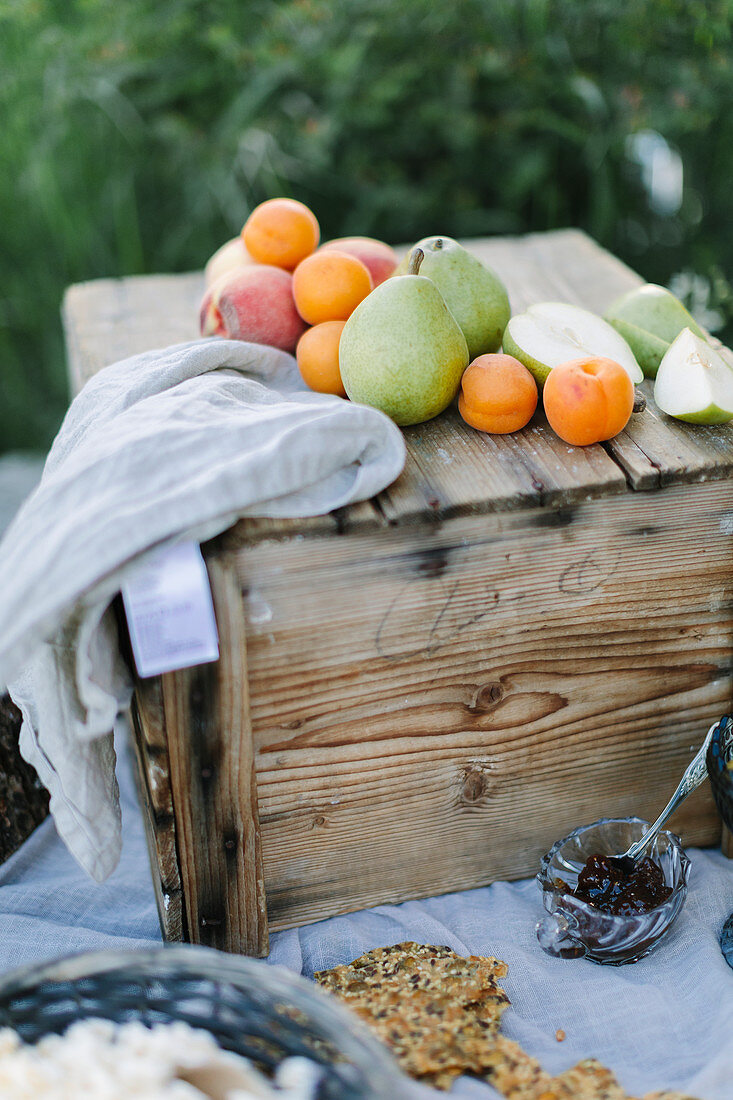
232,478,731,930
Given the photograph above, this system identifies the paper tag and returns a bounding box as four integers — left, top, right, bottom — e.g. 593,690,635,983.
121,542,219,678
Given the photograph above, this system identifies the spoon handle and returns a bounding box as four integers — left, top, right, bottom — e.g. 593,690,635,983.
625,719,719,862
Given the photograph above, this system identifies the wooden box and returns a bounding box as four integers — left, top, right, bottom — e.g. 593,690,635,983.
63,230,733,957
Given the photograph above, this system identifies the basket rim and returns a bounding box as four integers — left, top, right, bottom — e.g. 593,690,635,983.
0,945,417,1097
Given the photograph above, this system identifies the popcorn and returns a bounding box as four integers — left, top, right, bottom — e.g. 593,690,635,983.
0,1020,322,1100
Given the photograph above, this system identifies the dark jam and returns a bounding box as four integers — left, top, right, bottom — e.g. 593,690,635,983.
571,854,672,915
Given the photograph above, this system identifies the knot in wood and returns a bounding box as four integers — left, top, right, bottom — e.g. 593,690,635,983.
473,682,504,711
461,767,488,804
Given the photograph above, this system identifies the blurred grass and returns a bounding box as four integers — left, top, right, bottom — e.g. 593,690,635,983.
2,0,733,453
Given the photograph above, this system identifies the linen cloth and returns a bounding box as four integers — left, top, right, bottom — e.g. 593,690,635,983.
0,339,405,883
0,723,731,1100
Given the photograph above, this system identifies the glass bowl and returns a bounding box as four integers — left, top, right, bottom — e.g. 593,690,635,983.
536,817,690,965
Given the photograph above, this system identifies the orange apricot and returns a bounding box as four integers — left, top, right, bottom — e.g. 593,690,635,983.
242,197,320,271
296,321,347,397
458,353,538,434
292,249,373,325
543,356,634,446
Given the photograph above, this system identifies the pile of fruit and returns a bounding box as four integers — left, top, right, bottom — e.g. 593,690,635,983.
200,197,733,445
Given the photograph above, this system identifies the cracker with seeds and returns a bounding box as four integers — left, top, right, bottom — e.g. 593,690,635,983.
549,1058,627,1100
314,943,692,1099
315,942,511,1083
478,1035,557,1099
349,988,505,1077
319,954,508,1010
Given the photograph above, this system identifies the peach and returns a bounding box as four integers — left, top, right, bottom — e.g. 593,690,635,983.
199,265,307,353
320,236,398,286
204,237,254,287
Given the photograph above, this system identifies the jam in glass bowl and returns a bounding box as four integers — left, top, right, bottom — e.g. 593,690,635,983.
536,817,690,965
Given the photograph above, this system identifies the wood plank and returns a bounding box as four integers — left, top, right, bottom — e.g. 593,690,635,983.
128,684,185,943
162,553,268,955
63,274,203,391
605,380,733,490
234,479,731,931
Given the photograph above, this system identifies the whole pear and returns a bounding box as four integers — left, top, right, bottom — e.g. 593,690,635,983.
604,283,707,378
395,236,510,358
339,248,469,426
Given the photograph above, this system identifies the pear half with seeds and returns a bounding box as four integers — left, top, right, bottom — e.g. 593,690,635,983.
654,328,733,425
503,301,643,387
605,283,707,378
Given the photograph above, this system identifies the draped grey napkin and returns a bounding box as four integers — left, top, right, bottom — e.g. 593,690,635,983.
0,338,405,881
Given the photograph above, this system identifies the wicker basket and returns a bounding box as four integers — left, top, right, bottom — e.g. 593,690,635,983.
0,692,48,862
0,946,413,1098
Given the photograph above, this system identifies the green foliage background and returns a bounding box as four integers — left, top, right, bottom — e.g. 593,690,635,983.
2,0,733,453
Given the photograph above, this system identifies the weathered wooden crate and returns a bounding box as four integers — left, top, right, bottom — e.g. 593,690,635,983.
63,229,733,957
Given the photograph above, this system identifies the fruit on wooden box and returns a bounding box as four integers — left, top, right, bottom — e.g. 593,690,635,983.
242,197,320,271
204,237,254,287
296,321,347,397
654,327,733,424
320,237,398,286
339,247,469,426
458,353,538,434
199,265,307,352
605,283,707,378
504,302,643,386
542,355,634,446
292,249,373,325
395,236,510,358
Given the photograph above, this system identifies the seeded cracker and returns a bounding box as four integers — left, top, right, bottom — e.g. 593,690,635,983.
315,942,511,1084
314,944,694,1099
548,1058,627,1099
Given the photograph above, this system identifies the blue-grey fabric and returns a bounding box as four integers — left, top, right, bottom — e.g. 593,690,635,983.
0,727,731,1099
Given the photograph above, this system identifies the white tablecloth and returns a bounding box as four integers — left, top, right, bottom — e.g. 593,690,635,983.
0,723,731,1100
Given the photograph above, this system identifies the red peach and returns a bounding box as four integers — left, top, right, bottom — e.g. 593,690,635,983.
320,236,398,287
199,265,307,353
204,237,255,287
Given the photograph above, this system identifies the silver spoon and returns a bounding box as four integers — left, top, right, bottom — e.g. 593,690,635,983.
610,717,721,874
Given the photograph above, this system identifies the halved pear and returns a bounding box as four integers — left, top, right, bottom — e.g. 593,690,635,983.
654,328,733,424
605,283,706,378
503,302,643,386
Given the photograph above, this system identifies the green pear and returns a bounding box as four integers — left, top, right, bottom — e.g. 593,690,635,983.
654,327,733,424
604,284,707,378
503,301,643,386
394,236,510,358
339,248,469,426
